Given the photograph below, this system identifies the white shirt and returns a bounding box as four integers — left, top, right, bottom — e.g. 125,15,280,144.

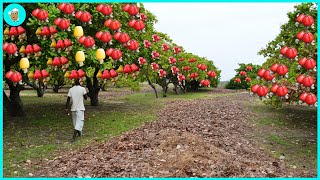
67,85,87,111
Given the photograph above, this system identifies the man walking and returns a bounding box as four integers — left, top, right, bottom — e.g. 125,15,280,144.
66,79,88,143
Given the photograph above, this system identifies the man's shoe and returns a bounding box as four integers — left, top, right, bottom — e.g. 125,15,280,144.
71,129,77,143
77,130,82,137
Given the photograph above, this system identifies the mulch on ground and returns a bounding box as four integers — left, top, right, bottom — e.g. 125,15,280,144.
34,92,315,177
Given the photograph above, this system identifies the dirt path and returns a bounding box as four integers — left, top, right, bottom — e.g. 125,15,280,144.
34,92,314,177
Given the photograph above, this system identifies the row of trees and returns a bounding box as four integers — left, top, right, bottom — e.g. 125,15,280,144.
3,3,221,117
225,63,261,89
251,3,317,107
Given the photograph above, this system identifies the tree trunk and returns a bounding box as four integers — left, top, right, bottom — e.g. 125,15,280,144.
86,68,100,106
187,80,200,91
88,87,99,106
4,86,26,117
173,83,178,95
179,84,186,93
37,87,45,97
146,74,158,98
52,77,65,93
100,84,106,92
27,81,46,97
3,91,10,111
162,85,167,97
52,85,60,93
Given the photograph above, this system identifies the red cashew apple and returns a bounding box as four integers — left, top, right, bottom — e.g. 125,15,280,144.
110,49,122,60
32,44,41,53
299,92,308,102
123,64,132,74
189,58,197,63
239,71,246,76
75,11,92,23
49,26,57,35
162,43,170,51
270,63,279,73
127,40,139,51
152,34,160,42
41,69,50,78
104,19,113,27
118,33,130,44
5,70,14,80
10,72,22,83
108,20,121,31
305,93,317,105
302,15,314,27
280,46,288,56
257,68,266,78
60,56,68,65
276,86,288,97
5,43,18,55
131,64,140,72
140,13,147,21
169,57,177,64
127,5,139,16
302,76,315,87
133,20,145,31
263,70,275,81
296,31,305,40
105,48,114,56
122,4,130,12
245,77,251,82
97,4,112,16
102,70,111,79
158,69,167,78
64,39,72,47
299,57,307,67
234,78,241,83
251,84,259,94
138,57,146,65
183,66,191,72
285,47,298,59
256,86,268,97
52,57,61,67
171,66,179,74
304,58,316,70
69,70,79,79
110,69,118,77
276,64,288,76
301,32,314,43
296,74,305,84
271,84,280,94
207,71,216,78
246,66,252,71
144,40,152,48
9,27,18,37
33,70,42,80
151,63,159,71
77,69,86,78
296,14,305,23
128,19,136,27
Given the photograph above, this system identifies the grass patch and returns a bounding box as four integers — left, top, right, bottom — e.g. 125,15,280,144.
257,117,286,126
246,99,317,173
250,99,316,129
268,134,288,146
165,90,241,100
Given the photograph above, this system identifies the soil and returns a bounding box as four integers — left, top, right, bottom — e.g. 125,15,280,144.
33,90,315,177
